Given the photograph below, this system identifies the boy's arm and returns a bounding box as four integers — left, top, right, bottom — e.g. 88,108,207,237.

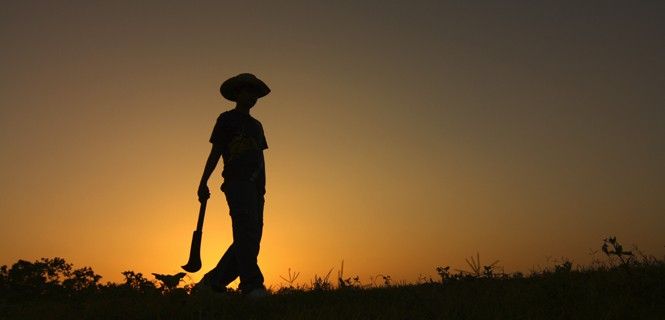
197,143,223,201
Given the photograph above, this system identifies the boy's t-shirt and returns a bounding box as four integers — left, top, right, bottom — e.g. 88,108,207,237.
209,109,267,192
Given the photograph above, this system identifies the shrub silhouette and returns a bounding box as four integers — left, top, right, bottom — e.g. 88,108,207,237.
1,257,101,299
311,268,334,291
152,272,186,292
120,270,156,293
337,260,360,289
602,236,634,265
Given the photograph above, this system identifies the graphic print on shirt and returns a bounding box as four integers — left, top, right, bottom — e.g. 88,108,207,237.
227,127,261,164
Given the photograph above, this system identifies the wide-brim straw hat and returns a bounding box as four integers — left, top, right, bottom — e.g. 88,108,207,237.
220,73,271,101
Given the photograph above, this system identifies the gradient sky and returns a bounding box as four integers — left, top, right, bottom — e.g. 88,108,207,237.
1,1,664,288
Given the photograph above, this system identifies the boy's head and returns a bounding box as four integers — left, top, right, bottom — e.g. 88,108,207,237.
220,73,270,105
235,86,258,108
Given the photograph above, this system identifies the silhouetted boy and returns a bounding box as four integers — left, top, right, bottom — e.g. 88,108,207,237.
197,73,270,298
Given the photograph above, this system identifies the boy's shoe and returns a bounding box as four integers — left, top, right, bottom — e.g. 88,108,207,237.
245,287,269,299
192,276,228,294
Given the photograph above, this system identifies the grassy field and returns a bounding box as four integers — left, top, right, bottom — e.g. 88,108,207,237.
2,239,664,319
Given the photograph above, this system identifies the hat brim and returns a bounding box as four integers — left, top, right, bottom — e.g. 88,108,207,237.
220,73,271,102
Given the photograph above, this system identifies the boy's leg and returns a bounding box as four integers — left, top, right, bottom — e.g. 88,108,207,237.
202,243,240,289
225,181,265,293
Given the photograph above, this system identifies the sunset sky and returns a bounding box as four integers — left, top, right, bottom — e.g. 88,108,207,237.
1,1,664,288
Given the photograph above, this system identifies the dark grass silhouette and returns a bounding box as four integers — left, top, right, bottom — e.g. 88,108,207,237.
1,237,664,319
